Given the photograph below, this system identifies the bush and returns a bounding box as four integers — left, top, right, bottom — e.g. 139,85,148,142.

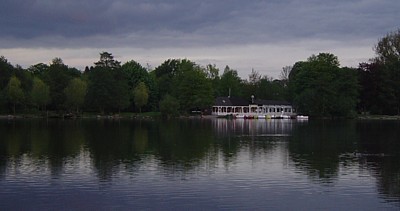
159,94,179,119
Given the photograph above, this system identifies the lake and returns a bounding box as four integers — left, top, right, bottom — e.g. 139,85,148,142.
0,118,399,210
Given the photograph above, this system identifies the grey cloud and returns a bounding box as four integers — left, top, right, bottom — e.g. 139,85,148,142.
0,0,399,49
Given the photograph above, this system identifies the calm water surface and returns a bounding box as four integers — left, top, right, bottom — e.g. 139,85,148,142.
0,118,400,210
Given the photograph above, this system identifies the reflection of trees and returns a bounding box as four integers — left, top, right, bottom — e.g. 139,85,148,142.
356,121,400,203
2,117,397,205
288,120,357,183
45,120,85,177
0,121,18,179
0,121,31,157
0,120,42,179
152,119,216,175
371,156,400,204
83,120,142,181
133,125,148,154
0,120,85,178
84,119,218,181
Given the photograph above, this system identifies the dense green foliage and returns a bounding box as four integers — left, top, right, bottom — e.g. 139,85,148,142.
31,77,50,111
6,76,24,114
122,60,158,111
288,53,358,117
133,82,149,113
159,94,180,118
357,29,400,115
216,66,243,97
0,29,399,117
64,78,87,113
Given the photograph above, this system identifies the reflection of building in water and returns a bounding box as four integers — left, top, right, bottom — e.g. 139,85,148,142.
212,118,294,136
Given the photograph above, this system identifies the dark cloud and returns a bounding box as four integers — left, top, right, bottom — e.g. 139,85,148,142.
1,1,236,38
0,0,399,49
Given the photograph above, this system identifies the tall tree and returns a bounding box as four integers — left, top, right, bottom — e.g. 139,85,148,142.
280,65,292,86
153,59,214,112
0,56,15,112
243,69,262,99
255,77,286,101
204,64,219,80
218,66,243,97
373,29,400,114
113,68,131,113
28,63,49,78
94,52,121,70
375,29,400,64
248,68,262,85
133,82,149,113
86,67,115,114
0,56,14,90
44,58,81,110
358,62,383,114
86,53,130,113
13,65,33,97
289,53,358,117
64,78,87,113
6,76,24,114
330,67,359,117
204,64,220,98
153,59,180,98
31,77,50,111
122,60,158,111
173,63,214,112
159,94,180,118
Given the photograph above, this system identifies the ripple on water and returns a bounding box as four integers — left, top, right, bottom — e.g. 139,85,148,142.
1,119,400,210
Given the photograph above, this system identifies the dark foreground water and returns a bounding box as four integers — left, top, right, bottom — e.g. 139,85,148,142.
0,118,400,210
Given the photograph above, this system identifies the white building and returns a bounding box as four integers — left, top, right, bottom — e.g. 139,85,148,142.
212,96,296,119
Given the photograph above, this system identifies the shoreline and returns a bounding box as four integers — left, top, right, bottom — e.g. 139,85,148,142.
357,115,400,120
1,114,400,121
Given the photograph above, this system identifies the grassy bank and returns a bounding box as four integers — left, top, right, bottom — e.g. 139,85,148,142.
1,112,162,120
358,114,400,120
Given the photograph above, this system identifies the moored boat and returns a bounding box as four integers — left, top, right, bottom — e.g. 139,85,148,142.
296,115,309,120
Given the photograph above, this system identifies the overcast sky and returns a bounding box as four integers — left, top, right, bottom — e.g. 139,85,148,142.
0,0,399,78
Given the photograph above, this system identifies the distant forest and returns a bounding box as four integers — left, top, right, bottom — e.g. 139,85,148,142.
1,29,399,117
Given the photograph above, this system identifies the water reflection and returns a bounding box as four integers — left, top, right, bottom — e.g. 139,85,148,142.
212,118,295,137
355,121,400,204
0,119,399,209
0,120,85,179
0,119,299,176
287,120,358,183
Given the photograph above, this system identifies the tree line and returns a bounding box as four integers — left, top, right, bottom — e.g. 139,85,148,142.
1,29,399,117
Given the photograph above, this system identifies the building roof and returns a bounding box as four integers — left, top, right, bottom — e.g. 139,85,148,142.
214,97,292,106
254,99,292,106
214,97,249,106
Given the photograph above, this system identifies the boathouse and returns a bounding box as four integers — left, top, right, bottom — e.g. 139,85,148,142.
212,96,296,118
